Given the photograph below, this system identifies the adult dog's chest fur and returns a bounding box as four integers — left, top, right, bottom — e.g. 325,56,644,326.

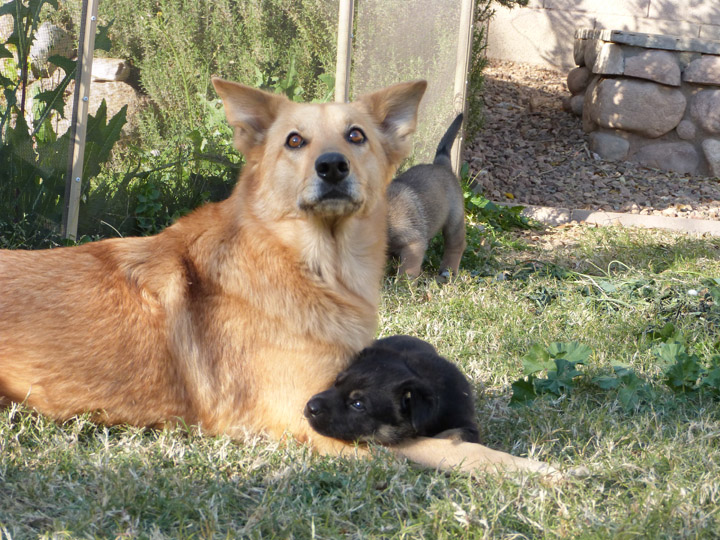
170,197,381,343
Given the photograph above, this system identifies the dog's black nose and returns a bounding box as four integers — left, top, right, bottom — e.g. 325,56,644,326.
315,153,349,184
304,397,325,418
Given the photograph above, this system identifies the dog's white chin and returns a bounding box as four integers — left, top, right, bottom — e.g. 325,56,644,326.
301,198,363,218
299,177,365,218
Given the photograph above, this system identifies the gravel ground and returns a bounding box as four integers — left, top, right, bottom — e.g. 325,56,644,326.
464,60,720,221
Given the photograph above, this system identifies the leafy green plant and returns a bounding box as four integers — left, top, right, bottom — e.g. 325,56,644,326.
134,181,163,235
700,356,720,397
107,143,236,236
461,165,534,232
510,342,591,406
412,163,537,275
466,2,491,141
72,91,241,237
591,365,656,411
0,0,124,239
647,323,720,397
254,56,334,103
658,342,704,393
706,278,720,303
466,1,530,140
0,214,99,248
510,333,720,411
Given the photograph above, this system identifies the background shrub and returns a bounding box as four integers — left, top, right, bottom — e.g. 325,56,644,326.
59,0,337,146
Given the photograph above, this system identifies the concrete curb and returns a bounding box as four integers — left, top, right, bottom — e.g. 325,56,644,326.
507,203,720,237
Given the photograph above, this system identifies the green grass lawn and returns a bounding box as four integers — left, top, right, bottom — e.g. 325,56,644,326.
2,224,720,539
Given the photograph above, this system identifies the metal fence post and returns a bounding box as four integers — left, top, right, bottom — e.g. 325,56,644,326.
335,0,354,103
452,0,475,176
61,0,99,240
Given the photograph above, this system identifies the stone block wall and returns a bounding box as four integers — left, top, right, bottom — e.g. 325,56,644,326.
486,1,720,70
566,29,720,177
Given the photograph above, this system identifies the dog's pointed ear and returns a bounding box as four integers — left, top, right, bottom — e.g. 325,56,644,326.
358,80,427,167
212,77,286,155
400,381,437,435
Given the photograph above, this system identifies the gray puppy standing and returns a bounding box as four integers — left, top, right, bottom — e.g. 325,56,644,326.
387,113,466,279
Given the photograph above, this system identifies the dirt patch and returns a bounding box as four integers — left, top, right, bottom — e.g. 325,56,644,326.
464,60,720,221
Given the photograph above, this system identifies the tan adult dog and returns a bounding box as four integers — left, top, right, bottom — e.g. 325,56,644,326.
0,79,557,477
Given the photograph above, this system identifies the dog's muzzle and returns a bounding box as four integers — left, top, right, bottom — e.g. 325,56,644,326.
299,152,363,216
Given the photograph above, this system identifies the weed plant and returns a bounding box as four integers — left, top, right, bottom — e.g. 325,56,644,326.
0,0,124,240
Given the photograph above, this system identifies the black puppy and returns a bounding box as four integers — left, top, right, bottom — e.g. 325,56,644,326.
304,335,479,445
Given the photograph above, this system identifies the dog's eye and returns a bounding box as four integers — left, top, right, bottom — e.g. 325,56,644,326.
350,400,365,412
347,128,366,145
286,133,305,149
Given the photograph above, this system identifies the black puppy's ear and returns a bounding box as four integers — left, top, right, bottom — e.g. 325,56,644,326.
400,382,437,435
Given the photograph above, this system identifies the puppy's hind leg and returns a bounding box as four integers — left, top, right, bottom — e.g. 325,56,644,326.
398,240,428,279
439,217,466,279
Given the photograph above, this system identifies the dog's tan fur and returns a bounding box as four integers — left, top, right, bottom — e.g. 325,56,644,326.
0,79,557,477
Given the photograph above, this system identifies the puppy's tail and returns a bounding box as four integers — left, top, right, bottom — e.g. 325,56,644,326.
432,113,464,169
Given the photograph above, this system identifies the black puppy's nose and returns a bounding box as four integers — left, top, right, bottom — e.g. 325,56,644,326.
304,397,325,418
315,152,349,184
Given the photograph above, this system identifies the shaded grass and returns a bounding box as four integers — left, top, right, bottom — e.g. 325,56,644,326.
2,224,720,538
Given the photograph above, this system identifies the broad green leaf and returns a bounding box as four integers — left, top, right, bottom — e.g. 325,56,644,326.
47,54,76,75
646,322,682,343
700,365,720,394
94,21,113,52
82,102,127,180
535,360,581,396
592,375,621,390
618,386,641,410
509,377,537,407
655,342,687,366
612,364,635,379
34,89,67,118
534,376,564,396
708,286,720,304
661,343,703,392
596,280,617,293
554,358,582,379
521,343,553,375
547,342,592,364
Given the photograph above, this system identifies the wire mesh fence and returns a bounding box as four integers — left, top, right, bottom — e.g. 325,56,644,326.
351,0,469,166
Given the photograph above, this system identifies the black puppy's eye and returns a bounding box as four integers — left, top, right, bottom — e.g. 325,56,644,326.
350,400,365,411
286,133,305,149
347,128,365,145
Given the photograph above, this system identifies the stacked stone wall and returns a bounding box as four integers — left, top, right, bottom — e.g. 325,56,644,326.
567,29,720,177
